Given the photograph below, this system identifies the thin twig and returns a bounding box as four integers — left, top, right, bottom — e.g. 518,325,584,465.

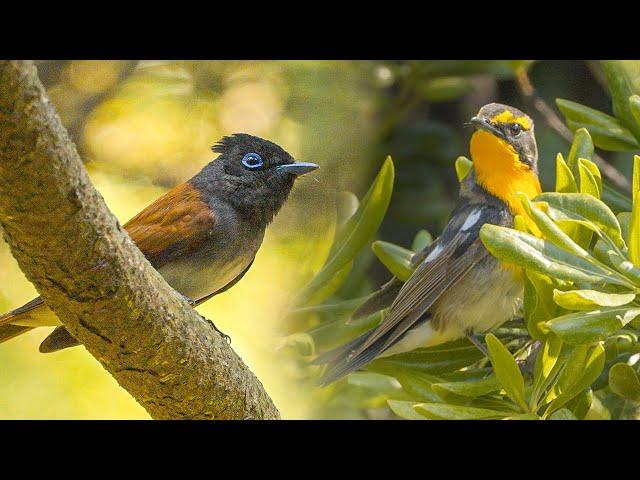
515,68,631,193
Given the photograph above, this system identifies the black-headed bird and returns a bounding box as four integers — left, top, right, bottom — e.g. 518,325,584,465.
317,103,541,385
0,134,318,353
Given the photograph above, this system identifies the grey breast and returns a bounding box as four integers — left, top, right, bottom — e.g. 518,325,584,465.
157,201,264,302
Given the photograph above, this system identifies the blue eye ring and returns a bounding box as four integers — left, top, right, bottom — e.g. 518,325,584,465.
241,153,264,170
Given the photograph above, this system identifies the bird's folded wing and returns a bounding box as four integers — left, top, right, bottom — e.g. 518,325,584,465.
124,182,216,269
352,204,499,357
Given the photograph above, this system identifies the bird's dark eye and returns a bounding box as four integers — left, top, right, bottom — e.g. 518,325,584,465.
241,153,264,170
509,123,522,136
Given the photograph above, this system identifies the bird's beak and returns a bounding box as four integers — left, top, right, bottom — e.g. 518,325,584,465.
470,116,505,139
276,162,319,176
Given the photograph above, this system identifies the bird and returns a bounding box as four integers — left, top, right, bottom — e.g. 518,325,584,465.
316,103,542,385
0,133,318,353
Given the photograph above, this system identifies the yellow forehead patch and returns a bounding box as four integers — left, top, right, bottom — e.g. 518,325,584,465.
490,110,532,130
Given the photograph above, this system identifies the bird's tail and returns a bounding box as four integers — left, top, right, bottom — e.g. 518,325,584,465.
0,297,80,351
314,327,398,386
0,324,34,344
0,298,45,345
350,277,402,321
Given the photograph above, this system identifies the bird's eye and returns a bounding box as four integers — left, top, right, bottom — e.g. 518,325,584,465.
241,153,264,170
509,123,522,136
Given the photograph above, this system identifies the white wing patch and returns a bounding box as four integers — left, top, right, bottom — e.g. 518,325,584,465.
461,209,482,231
424,244,443,263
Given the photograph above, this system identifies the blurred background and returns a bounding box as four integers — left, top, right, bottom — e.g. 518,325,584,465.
0,60,627,419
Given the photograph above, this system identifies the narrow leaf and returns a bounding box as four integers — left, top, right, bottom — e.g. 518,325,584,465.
296,157,394,305
455,156,473,181
552,289,635,311
371,240,414,281
414,403,511,420
486,334,528,412
629,156,640,266
412,229,433,252
555,153,578,192
388,400,427,420
546,307,640,345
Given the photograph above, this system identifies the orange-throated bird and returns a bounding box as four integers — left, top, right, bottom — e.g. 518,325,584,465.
0,133,318,353
316,103,541,384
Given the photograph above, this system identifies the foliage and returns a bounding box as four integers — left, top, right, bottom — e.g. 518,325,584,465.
286,60,640,420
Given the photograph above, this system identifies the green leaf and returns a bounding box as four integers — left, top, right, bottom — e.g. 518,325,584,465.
290,296,367,316
303,260,353,306
531,334,565,410
578,158,602,194
557,98,639,151
603,182,633,213
566,128,594,169
555,153,578,193
309,311,383,351
387,400,427,420
552,289,635,311
431,376,501,398
368,338,483,377
584,394,611,420
455,156,473,182
629,156,640,266
394,370,443,402
608,363,640,402
480,224,620,285
536,192,626,250
296,157,394,305
630,95,640,134
545,343,605,415
412,229,433,252
416,76,473,102
578,161,601,198
536,334,564,381
414,403,511,420
545,307,640,345
278,332,315,356
567,121,639,151
593,239,640,284
346,371,407,400
336,191,360,226
601,60,640,139
549,408,577,420
520,195,588,257
565,389,593,419
486,334,528,412
524,271,557,340
371,241,414,281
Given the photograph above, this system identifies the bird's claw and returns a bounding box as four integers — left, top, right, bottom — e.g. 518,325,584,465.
212,323,231,344
467,333,489,357
180,293,196,307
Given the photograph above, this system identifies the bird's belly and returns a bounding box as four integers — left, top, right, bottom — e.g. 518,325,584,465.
157,253,252,302
380,259,523,357
431,259,523,337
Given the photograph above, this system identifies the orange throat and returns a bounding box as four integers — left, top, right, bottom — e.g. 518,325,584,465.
470,130,541,218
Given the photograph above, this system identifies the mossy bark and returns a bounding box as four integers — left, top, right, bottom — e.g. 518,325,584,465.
0,60,280,420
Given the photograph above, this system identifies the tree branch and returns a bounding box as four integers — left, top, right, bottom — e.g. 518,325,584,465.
515,67,632,194
0,60,280,420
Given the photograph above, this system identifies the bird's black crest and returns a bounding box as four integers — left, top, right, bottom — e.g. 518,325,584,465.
211,134,241,154
211,133,287,156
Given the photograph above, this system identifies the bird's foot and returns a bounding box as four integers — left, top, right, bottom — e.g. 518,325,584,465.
180,293,196,307
467,333,489,357
517,340,541,380
211,322,231,344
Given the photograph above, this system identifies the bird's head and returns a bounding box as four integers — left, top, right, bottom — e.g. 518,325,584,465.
468,103,541,217
470,103,538,172
194,133,318,225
